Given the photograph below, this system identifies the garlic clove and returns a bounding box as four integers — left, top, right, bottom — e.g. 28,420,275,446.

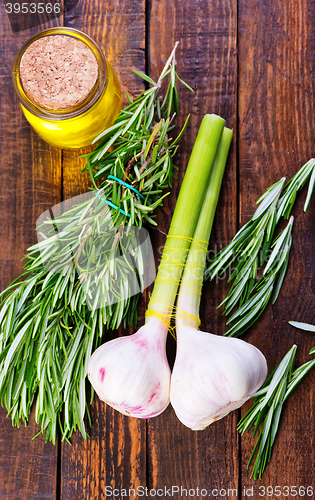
170,325,267,430
88,317,171,418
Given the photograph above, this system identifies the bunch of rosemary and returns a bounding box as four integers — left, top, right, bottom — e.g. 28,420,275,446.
0,44,192,443
239,321,315,479
206,160,315,478
206,159,315,337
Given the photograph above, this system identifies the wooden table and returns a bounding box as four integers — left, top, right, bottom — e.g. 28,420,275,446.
1,1,315,499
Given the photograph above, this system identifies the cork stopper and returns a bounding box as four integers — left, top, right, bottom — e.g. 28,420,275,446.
20,35,99,111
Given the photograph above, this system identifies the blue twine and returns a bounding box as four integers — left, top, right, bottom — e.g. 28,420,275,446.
94,174,144,217
108,175,145,200
94,191,130,217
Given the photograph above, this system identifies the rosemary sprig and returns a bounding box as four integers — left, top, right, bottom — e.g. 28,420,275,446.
206,159,315,337
224,216,293,337
238,342,315,479
0,45,192,443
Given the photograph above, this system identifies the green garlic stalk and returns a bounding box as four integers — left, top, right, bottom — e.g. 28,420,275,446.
146,114,225,323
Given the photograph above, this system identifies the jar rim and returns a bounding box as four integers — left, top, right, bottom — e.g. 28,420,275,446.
12,27,107,121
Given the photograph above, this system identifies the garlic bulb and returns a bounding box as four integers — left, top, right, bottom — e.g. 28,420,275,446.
170,325,267,430
88,316,171,418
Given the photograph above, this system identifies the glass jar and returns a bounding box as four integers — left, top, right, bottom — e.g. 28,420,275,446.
12,27,122,149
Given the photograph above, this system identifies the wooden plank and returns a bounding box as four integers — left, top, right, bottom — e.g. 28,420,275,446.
60,1,147,498
238,0,315,494
0,11,62,500
148,0,239,496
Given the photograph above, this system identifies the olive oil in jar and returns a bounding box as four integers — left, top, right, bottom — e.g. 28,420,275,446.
12,27,122,149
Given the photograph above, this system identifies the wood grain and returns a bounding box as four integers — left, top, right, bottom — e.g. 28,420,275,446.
60,1,147,499
0,8,62,500
1,1,315,498
238,0,315,494
148,0,239,497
